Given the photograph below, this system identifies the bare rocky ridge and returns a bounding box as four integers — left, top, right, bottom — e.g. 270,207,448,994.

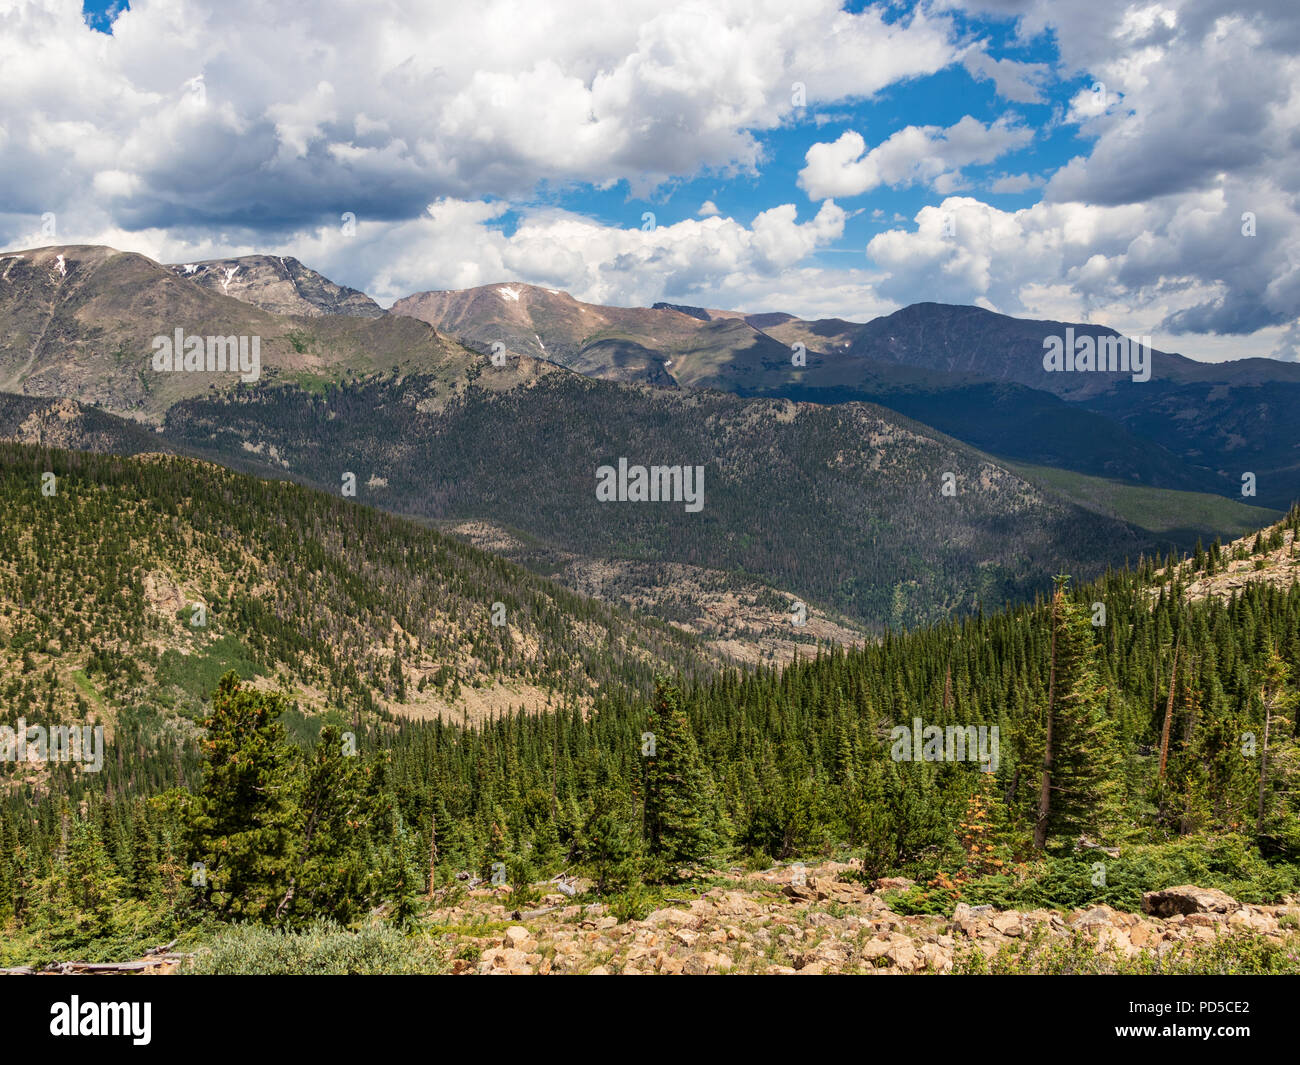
1156,521,1300,603
391,282,713,380
169,255,384,318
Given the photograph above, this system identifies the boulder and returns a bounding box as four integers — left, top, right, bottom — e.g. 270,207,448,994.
1070,904,1122,929
1097,925,1138,958
991,912,1023,937
503,925,533,950
950,902,982,936
478,947,532,974
1141,885,1239,918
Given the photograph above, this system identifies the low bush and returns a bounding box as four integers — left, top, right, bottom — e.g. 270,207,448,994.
181,920,448,975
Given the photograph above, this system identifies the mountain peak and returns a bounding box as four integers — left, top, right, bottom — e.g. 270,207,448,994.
167,254,384,318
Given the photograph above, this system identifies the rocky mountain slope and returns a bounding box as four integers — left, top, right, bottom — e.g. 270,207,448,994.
168,255,384,318
446,518,866,666
401,283,1300,509
1,245,1288,633
45,861,1300,976
159,371,1160,629
0,246,470,421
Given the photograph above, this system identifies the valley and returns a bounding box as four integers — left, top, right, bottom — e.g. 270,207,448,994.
2,245,1299,982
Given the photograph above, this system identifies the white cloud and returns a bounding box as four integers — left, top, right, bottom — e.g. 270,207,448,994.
4,0,1299,359
961,48,1051,103
798,116,1033,200
0,0,961,231
988,172,1045,194
260,197,854,314
864,187,1300,357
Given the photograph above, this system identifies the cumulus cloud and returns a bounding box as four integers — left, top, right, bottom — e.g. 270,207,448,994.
961,48,1051,103
135,196,856,316
4,0,1299,357
0,0,960,234
865,185,1300,357
871,0,1300,350
0,190,873,320
988,172,1045,194
797,116,1033,200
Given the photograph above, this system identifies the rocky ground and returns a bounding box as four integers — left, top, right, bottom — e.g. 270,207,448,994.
431,862,1300,975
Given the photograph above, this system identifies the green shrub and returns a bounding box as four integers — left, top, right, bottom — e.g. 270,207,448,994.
885,884,959,916
955,928,1300,975
608,884,656,923
181,920,448,975
957,836,1300,914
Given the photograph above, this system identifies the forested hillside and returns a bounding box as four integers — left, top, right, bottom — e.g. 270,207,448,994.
1,246,1276,635
3,443,1299,965
160,372,1165,630
0,442,717,738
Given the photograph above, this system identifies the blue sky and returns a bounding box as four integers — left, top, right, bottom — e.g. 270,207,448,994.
3,0,1292,361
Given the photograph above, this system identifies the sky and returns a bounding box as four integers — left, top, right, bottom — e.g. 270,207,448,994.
2,0,1298,361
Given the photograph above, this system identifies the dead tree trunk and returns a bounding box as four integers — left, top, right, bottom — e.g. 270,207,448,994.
1257,698,1272,828
1158,635,1181,785
427,810,438,899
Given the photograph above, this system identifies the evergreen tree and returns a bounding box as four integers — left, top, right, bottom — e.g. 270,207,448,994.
573,778,641,893
1257,651,1300,856
642,679,716,870
275,724,372,924
188,672,296,921
1034,581,1124,847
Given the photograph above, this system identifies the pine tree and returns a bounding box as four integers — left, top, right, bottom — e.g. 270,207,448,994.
574,776,641,893
128,812,156,901
1257,651,1300,856
642,679,716,870
275,724,371,924
1034,581,1124,847
188,672,296,921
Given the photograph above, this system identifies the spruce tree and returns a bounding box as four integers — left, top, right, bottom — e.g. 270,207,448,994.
642,679,715,870
1034,581,1124,847
188,672,296,922
1256,651,1300,856
574,778,641,893
275,724,371,924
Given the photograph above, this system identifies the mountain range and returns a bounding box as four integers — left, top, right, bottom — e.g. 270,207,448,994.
4,243,1300,979
393,282,1300,509
0,244,1287,639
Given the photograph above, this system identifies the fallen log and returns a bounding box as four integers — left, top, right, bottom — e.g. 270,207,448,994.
520,904,566,919
45,961,158,974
